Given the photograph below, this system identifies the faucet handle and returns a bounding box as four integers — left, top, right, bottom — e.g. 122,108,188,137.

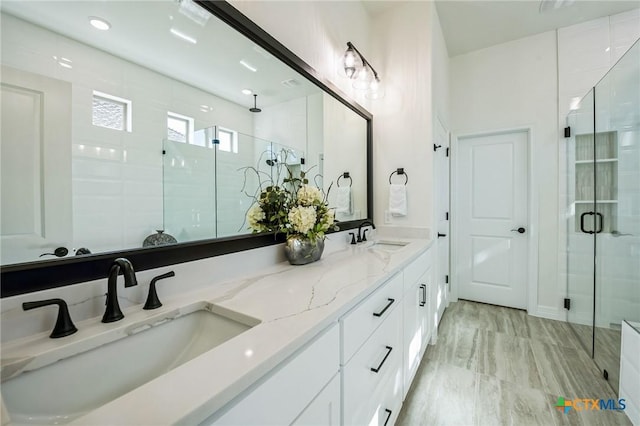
143,271,175,310
348,232,357,245
362,229,369,242
23,298,78,339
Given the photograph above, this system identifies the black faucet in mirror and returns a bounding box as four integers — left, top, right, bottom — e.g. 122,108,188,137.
102,258,138,323
357,220,376,243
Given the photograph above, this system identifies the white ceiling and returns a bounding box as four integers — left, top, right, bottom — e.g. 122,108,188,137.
363,0,640,57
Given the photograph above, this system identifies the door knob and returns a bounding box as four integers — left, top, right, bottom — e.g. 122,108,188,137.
510,227,526,234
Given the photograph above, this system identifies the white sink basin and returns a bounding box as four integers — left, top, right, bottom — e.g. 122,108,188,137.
1,302,259,424
368,240,410,252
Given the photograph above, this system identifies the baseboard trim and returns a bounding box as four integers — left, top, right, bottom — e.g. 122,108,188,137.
530,305,565,321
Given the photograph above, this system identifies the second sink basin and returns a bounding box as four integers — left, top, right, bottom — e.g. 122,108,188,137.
1,302,259,424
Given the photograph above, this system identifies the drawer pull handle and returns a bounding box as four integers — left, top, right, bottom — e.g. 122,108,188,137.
419,284,426,307
371,346,393,373
373,298,395,317
383,409,393,426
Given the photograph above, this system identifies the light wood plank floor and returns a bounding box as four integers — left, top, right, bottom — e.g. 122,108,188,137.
397,300,631,426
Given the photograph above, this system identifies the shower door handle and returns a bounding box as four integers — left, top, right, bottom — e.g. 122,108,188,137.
580,211,595,234
595,212,604,234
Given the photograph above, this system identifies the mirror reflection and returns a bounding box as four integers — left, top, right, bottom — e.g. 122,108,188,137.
0,0,367,265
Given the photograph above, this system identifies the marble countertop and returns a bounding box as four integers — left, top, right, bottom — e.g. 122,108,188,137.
1,236,432,425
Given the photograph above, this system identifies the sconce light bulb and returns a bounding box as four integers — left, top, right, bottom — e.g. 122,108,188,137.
369,76,380,92
353,65,373,90
342,46,362,79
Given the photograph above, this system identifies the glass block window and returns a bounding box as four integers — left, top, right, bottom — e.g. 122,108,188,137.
92,91,132,132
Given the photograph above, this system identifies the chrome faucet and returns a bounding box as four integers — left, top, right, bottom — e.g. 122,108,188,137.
357,220,376,243
102,258,138,323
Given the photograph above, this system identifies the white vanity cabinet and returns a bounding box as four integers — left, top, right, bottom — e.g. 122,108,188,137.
402,249,433,397
341,272,404,426
203,244,435,426
205,323,340,426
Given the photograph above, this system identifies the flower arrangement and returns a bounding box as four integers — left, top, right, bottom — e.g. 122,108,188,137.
246,169,337,242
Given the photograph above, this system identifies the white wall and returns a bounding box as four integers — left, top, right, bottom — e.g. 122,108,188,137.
370,2,434,229
450,31,559,317
451,8,640,320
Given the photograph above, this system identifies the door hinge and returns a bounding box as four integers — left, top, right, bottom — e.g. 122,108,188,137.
445,212,449,220
564,298,571,310
603,369,609,380
162,150,166,155
445,275,449,284
446,147,450,157
564,127,571,138
300,157,305,165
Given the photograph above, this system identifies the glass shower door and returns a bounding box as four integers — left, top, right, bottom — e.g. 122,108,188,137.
593,39,640,392
566,89,596,355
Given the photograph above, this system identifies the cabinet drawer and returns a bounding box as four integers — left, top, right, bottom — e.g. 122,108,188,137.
208,324,339,425
403,249,432,293
341,273,403,364
343,305,402,426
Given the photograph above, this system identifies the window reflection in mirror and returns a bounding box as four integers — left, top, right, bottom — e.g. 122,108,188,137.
0,0,368,266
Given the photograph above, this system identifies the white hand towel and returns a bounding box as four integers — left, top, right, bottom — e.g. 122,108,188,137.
389,184,407,216
335,186,352,215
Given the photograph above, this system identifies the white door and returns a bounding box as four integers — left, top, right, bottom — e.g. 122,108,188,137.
434,118,450,321
456,130,528,309
1,66,72,264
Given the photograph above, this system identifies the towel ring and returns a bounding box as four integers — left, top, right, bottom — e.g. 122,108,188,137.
337,172,352,188
389,168,408,185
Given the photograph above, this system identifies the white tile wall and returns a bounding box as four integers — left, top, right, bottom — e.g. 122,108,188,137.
1,13,255,254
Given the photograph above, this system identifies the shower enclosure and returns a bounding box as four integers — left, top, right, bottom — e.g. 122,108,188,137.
162,126,306,242
564,39,640,393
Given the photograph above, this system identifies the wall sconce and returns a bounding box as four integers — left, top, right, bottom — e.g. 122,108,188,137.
341,42,383,99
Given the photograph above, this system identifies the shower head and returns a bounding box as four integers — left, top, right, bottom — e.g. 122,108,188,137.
249,94,262,113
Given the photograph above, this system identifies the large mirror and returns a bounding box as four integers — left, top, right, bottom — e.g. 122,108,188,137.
0,0,370,279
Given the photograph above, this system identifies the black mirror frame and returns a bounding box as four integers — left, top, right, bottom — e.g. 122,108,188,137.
0,0,373,298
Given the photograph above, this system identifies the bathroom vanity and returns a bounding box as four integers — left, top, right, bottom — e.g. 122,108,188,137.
1,234,436,425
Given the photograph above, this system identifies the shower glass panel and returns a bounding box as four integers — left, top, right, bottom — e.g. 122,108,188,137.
566,89,596,355
593,39,640,393
162,134,217,243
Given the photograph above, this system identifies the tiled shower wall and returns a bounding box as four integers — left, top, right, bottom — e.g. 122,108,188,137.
1,13,254,253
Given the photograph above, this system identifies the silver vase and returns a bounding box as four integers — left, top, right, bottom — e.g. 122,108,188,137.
284,236,325,265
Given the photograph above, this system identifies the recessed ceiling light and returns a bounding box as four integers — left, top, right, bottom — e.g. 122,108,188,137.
241,89,253,95
54,56,73,69
170,28,197,44
89,16,111,31
239,60,257,72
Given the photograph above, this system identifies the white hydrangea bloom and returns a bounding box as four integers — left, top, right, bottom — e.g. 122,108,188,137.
288,205,317,234
323,209,335,227
247,203,266,230
296,185,323,206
